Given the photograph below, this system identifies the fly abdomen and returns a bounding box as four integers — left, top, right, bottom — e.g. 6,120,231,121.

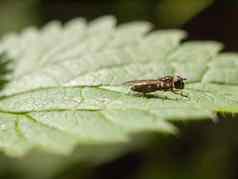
131,83,158,93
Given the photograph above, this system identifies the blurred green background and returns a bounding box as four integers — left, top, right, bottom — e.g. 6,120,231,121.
1,0,238,179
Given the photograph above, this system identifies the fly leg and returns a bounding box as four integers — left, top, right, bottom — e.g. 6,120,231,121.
172,90,188,98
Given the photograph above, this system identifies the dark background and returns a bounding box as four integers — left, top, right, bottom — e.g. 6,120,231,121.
40,0,238,51
0,0,238,179
1,0,238,51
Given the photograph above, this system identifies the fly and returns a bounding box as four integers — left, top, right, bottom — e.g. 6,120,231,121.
125,75,187,97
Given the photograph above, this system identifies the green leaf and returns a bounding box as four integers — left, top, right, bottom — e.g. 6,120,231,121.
0,16,237,158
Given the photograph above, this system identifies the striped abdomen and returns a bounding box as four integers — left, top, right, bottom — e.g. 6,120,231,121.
129,80,173,93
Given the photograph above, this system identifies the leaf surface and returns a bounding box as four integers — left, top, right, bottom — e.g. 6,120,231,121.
0,16,237,157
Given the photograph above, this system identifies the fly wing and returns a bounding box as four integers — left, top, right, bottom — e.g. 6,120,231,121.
123,80,159,86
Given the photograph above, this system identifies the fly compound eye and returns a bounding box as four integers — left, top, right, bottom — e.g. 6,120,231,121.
174,79,184,89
